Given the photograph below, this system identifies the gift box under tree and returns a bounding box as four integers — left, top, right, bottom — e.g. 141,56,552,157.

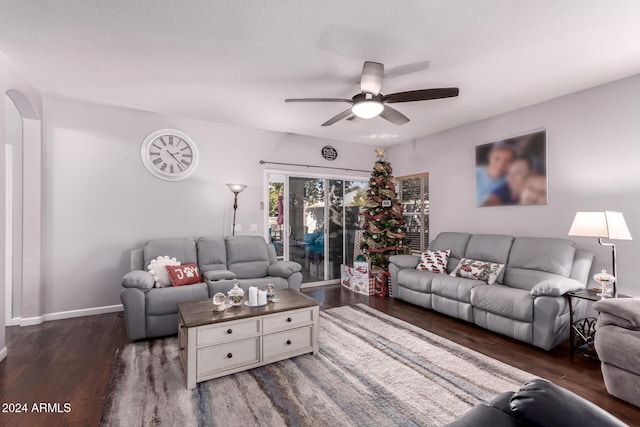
340,262,389,297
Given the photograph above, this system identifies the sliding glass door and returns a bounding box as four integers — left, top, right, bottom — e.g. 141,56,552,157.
266,172,367,285
288,177,325,282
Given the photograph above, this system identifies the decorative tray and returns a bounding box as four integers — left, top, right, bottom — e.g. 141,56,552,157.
244,301,268,307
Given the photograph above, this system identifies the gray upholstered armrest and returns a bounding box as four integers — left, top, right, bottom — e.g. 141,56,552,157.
594,298,640,329
268,261,302,278
389,254,420,269
529,277,584,297
510,378,627,427
122,270,154,290
203,269,236,281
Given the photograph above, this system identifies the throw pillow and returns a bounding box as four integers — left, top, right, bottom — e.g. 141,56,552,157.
147,256,181,287
416,249,451,274
166,263,202,286
529,277,585,297
122,270,155,290
450,258,504,285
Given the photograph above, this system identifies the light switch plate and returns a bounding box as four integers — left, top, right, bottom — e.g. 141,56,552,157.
250,224,258,232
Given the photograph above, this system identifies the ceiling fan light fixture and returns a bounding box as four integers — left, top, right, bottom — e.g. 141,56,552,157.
352,100,384,119
284,61,459,126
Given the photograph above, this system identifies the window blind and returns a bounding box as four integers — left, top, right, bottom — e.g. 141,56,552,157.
397,174,429,253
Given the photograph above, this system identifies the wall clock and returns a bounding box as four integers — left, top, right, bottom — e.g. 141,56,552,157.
321,145,338,161
140,129,199,181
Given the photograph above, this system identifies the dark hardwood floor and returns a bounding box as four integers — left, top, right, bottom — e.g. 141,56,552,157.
1,285,639,426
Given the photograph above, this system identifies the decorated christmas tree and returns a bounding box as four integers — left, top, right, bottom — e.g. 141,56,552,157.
360,148,408,271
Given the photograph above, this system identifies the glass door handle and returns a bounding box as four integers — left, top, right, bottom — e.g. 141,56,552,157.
286,225,292,236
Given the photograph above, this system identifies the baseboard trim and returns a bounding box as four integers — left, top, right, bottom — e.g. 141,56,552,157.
43,304,123,322
301,280,339,289
0,346,7,362
7,317,21,326
11,304,124,327
19,316,43,326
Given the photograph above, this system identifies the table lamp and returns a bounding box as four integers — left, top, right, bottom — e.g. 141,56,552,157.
568,211,632,296
227,184,247,236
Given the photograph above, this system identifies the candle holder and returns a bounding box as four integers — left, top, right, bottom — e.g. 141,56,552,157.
227,283,244,307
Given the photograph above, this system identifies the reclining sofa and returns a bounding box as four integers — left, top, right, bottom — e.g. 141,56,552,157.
389,232,594,350
120,235,303,340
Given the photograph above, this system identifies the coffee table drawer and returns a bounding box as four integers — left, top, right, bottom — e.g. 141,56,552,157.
197,337,260,377
263,326,313,360
197,318,260,347
263,308,313,333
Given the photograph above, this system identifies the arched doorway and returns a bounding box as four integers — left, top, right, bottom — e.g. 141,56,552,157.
4,89,42,325
4,94,22,323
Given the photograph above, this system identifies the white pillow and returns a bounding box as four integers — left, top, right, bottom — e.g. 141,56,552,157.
530,278,585,296
147,256,181,287
449,258,504,285
416,249,450,274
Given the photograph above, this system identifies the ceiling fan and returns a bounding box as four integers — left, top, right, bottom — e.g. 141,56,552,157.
285,61,459,126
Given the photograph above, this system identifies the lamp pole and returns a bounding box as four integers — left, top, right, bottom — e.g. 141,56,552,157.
232,191,239,236
598,238,617,296
226,184,247,236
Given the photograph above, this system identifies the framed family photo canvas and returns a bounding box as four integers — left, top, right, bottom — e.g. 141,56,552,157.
475,130,547,207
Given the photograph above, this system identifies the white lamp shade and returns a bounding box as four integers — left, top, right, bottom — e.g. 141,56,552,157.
226,183,247,193
605,211,632,240
568,211,632,240
568,212,608,237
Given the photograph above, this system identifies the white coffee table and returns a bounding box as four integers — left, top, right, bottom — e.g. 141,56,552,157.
177,289,320,389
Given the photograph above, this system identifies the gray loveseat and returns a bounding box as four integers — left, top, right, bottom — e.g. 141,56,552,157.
120,235,303,340
389,232,594,350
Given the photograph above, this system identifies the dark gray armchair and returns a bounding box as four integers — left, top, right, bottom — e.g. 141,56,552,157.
447,378,626,427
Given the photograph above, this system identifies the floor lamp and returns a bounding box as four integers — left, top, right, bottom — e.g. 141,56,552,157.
227,184,247,236
568,211,632,296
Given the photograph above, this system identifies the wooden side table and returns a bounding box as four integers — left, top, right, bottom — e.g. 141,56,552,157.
566,289,630,360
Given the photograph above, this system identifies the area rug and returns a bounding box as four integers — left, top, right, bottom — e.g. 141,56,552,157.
101,304,534,426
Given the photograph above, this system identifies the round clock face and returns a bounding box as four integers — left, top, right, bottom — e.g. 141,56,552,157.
321,145,338,161
140,129,199,181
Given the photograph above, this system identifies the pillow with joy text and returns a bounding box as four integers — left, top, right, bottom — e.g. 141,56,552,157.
166,263,203,286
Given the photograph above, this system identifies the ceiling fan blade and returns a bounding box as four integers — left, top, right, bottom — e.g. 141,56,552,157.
285,98,351,103
383,87,459,103
321,108,354,126
380,105,410,125
360,61,384,95
384,60,431,79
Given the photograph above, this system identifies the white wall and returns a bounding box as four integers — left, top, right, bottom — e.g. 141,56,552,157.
0,51,43,359
42,95,375,314
388,74,640,296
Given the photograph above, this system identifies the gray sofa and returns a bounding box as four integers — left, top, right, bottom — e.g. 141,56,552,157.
389,232,594,350
120,235,303,340
594,298,640,408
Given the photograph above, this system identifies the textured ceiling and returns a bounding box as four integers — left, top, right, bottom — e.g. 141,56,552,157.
1,1,639,146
